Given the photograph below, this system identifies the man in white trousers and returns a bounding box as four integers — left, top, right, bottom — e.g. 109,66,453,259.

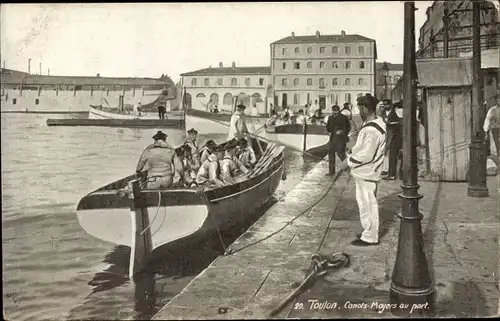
347,94,387,246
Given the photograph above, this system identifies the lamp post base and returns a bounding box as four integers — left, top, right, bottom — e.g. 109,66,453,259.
468,141,489,198
467,186,489,198
389,283,435,317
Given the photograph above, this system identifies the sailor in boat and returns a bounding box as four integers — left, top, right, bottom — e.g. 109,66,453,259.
220,139,249,183
266,110,278,127
173,146,197,187
181,144,199,176
199,139,217,164
237,137,257,169
228,104,249,142
213,104,219,113
136,130,175,189
325,104,351,176
196,144,227,187
184,128,201,171
296,109,307,125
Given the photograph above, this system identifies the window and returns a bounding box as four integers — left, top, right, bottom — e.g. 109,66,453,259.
231,78,237,86
320,47,325,54
196,93,206,98
330,94,338,105
307,78,312,86
332,61,339,68
332,78,338,86
345,93,352,103
307,62,312,68
204,78,209,86
358,46,365,54
245,78,250,86
307,47,312,54
295,47,300,53
319,61,325,68
332,46,338,53
345,78,351,86
282,78,288,86
293,78,299,86
259,78,264,86
294,62,300,69
293,93,299,105
319,78,325,88
217,78,223,85
191,78,197,86
282,48,287,55
359,61,365,69
282,62,287,70
358,78,364,86
345,46,351,54
357,93,363,98
345,61,351,69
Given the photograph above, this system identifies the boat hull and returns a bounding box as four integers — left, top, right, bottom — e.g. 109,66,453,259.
265,123,329,153
89,105,160,120
76,138,284,251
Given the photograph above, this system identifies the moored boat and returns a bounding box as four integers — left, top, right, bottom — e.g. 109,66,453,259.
76,137,284,253
185,108,269,135
265,121,330,154
89,104,162,120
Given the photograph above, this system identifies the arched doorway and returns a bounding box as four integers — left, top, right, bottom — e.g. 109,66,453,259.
223,93,233,106
282,93,288,108
210,93,219,105
184,93,192,109
236,92,250,108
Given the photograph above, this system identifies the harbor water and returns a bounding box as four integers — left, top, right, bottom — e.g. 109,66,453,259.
1,113,319,320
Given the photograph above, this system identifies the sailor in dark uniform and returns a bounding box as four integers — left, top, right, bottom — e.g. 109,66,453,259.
325,105,351,176
384,101,403,180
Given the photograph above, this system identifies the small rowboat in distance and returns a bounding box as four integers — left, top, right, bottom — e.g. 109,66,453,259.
265,121,330,157
76,137,284,277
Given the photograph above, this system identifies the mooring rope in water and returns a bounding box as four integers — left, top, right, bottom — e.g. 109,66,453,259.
139,189,162,236
197,187,229,253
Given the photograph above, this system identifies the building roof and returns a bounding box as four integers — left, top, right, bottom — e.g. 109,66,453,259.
272,33,375,44
0,68,171,86
181,66,271,76
416,58,472,87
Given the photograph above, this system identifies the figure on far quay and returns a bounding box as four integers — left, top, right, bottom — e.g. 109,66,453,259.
325,104,350,176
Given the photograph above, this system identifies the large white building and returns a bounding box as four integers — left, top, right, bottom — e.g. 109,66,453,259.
271,30,377,112
180,62,271,114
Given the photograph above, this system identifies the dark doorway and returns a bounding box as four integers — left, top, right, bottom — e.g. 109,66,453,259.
319,96,326,110
282,93,288,109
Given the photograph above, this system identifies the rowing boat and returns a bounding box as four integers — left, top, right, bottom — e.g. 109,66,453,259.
265,121,330,154
89,105,161,120
185,108,268,135
76,137,284,253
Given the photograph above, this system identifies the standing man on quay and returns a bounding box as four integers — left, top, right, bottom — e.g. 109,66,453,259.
228,104,248,142
347,94,386,246
484,93,499,166
384,100,403,180
325,105,351,176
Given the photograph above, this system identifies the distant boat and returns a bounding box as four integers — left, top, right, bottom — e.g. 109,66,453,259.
76,138,284,252
88,105,160,120
184,108,268,135
265,120,330,155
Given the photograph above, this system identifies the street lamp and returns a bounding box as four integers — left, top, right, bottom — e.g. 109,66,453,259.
389,2,435,317
381,62,389,100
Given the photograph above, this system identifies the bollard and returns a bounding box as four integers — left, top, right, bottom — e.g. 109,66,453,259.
128,179,153,279
303,122,308,152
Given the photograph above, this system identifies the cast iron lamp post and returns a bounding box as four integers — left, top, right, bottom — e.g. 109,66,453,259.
389,2,435,317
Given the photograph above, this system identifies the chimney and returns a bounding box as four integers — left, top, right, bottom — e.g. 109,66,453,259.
291,31,295,38
96,73,100,78
2,61,5,69
315,30,320,38
341,30,346,36
232,61,236,68
28,58,31,74
219,62,223,68
39,62,42,75
48,68,50,76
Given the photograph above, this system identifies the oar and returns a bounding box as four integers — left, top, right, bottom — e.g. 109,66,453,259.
246,143,276,177
249,146,284,179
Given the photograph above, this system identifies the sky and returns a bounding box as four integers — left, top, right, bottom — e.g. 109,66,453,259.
0,2,434,82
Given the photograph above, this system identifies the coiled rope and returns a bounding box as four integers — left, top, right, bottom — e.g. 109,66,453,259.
139,189,162,236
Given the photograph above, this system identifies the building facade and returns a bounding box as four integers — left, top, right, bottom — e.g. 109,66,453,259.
180,62,271,114
270,30,377,113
